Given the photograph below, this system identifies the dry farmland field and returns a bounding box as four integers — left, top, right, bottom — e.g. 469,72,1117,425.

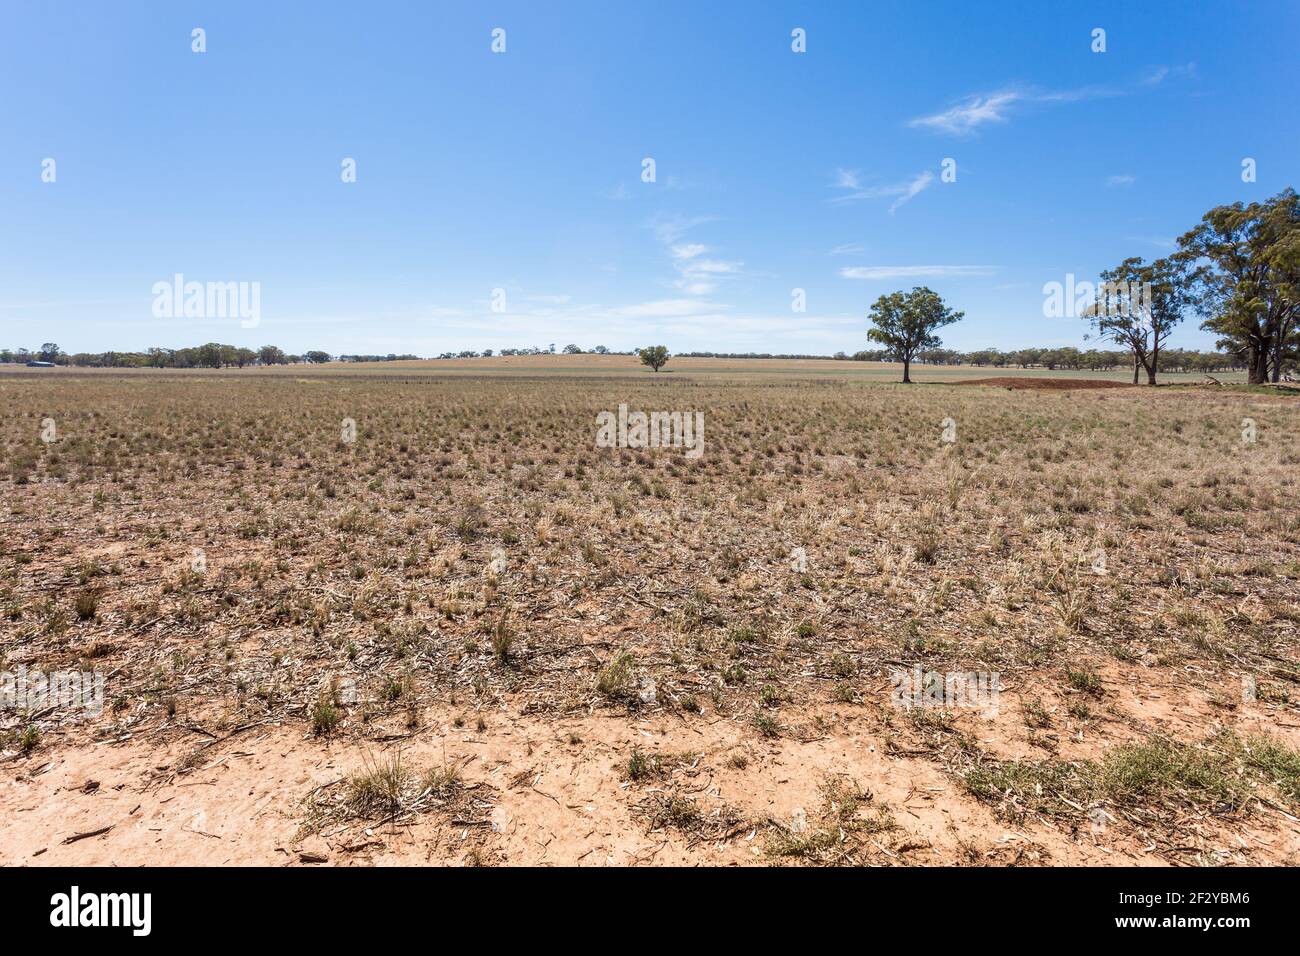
2,355,1300,867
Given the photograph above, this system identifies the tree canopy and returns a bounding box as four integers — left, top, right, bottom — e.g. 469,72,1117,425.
866,287,964,383
1177,187,1299,384
639,345,670,372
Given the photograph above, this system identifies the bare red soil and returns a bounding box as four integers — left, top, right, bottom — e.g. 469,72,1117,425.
960,378,1134,391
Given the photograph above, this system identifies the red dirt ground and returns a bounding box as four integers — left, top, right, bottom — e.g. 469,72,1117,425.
960,378,1135,390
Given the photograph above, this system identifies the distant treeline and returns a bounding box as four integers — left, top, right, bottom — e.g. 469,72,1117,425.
1,344,419,368
841,346,1245,373
677,351,844,360
2,343,632,366
432,345,632,358
673,347,1245,373
2,342,1244,373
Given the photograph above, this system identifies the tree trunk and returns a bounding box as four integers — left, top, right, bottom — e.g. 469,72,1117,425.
902,356,912,384
1147,343,1158,386
1247,345,1268,385
1132,353,1139,385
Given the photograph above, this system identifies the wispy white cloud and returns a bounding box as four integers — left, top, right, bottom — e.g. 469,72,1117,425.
689,259,742,275
829,242,868,256
649,214,715,245
1142,63,1196,86
1035,85,1114,104
840,265,995,280
831,169,935,213
908,90,1023,135
887,171,934,213
1105,174,1136,187
908,83,1126,136
648,215,742,296
833,168,861,190
911,66,1192,138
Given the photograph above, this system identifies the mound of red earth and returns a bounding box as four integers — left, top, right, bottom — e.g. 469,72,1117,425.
959,377,1134,390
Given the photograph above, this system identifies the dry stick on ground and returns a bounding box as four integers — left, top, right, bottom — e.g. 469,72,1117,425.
61,824,114,845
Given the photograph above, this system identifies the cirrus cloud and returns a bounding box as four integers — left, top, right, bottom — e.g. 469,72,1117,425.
831,169,936,214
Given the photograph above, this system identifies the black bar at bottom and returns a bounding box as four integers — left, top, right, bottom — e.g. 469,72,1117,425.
0,866,1277,941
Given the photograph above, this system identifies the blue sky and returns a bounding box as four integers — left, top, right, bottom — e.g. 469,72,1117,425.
2,1,1296,356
